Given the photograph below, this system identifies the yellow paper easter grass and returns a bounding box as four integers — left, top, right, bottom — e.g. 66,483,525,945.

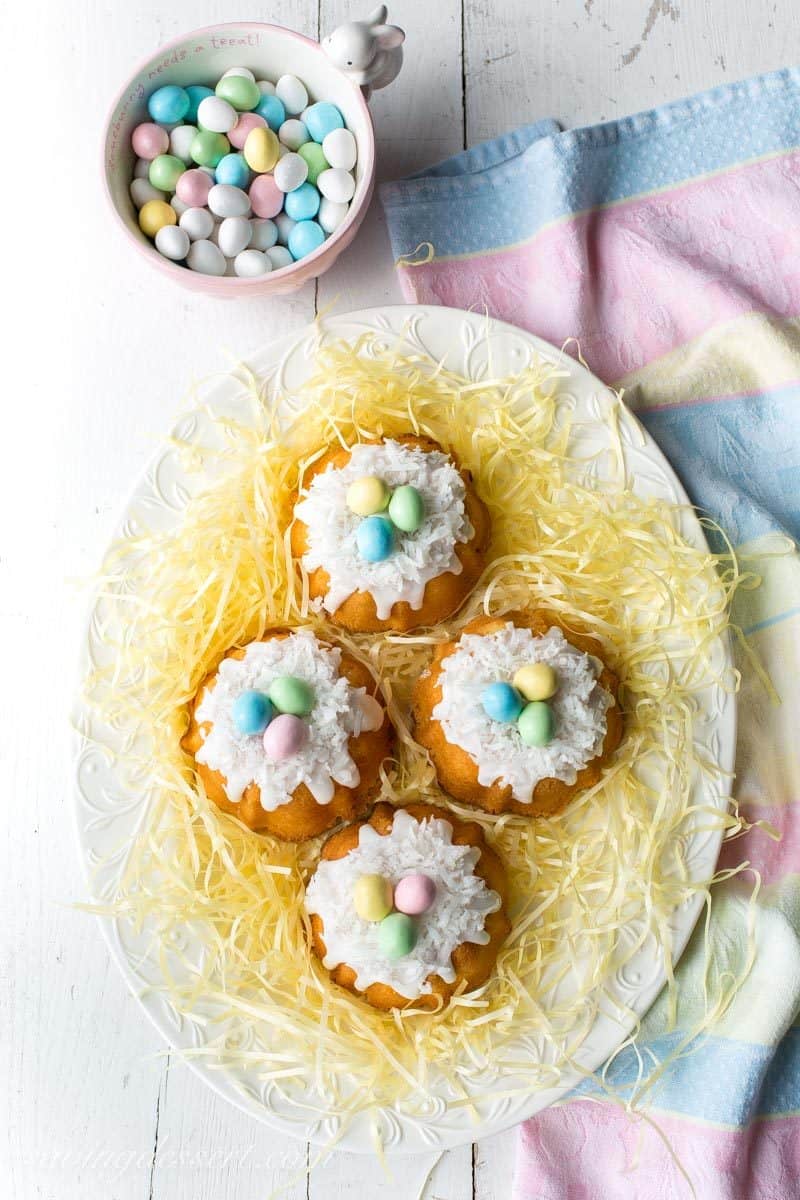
83,329,757,1135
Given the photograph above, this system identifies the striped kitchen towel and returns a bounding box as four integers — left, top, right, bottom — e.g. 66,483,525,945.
380,67,800,1200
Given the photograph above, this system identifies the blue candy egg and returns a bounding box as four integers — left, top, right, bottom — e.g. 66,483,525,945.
288,219,325,259
184,84,215,123
215,152,251,188
232,689,273,735
303,101,345,143
284,182,321,222
356,515,395,562
255,93,286,131
148,84,190,125
481,682,524,724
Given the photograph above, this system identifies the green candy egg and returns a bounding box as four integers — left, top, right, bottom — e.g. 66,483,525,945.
378,912,418,960
388,485,425,533
149,153,185,192
298,141,328,185
216,74,260,112
190,130,230,168
268,674,314,716
517,701,555,747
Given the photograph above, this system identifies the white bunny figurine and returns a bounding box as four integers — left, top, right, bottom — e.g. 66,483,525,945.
322,5,405,97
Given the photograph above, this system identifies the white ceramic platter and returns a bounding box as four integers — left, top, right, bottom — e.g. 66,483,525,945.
73,305,735,1154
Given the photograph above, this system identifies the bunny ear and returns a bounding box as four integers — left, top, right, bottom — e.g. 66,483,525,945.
367,5,388,24
373,23,405,49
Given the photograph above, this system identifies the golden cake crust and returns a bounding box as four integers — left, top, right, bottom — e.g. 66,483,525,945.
181,629,393,842
309,802,511,1011
290,434,491,633
411,610,624,818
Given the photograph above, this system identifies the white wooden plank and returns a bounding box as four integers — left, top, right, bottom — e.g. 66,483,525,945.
473,1129,517,1200
308,1145,473,1199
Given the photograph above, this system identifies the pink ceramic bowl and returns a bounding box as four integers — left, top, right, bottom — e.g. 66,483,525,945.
102,22,375,297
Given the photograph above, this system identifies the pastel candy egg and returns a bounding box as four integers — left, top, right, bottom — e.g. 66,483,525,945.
148,153,185,192
244,126,279,173
138,199,176,238
317,168,355,204
234,249,272,277
130,178,165,209
513,663,558,702
273,152,308,193
154,224,190,261
176,167,213,207
170,196,190,218
297,142,328,185
133,157,151,179
184,84,214,123
378,912,418,960
267,245,293,270
131,122,169,160
221,66,256,83
169,124,198,163
518,701,556,747
268,675,314,717
217,216,252,257
227,111,266,149
249,218,278,250
275,74,309,115
284,182,320,221
288,219,325,259
356,514,395,562
481,681,524,724
262,713,307,761
347,476,390,517
215,152,250,189
208,183,250,218
186,238,226,276
322,128,357,171
318,197,349,235
179,206,214,241
257,80,276,95
355,693,384,733
274,212,296,245
148,84,190,124
304,101,345,143
190,130,230,168
231,689,273,735
249,174,283,219
279,118,310,151
353,874,393,923
394,874,437,916
197,95,238,134
255,93,286,131
216,74,260,112
388,485,425,533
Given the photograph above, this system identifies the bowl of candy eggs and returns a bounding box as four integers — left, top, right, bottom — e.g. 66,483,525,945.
102,22,377,296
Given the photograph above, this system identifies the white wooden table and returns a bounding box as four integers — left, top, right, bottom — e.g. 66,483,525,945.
5,2,799,1197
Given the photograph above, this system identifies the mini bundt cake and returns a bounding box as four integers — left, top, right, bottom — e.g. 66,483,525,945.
305,802,510,1011
181,628,392,841
412,610,623,817
290,434,490,633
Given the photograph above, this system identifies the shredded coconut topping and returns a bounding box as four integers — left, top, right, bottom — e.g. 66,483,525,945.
194,631,382,811
432,624,612,804
294,440,474,620
305,809,501,998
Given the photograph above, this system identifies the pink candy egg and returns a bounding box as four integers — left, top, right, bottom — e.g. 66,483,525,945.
176,168,214,207
249,174,284,219
132,122,169,160
228,111,267,150
394,874,437,916
263,713,308,761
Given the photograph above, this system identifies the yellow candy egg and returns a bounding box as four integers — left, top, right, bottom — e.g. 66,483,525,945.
138,199,177,238
346,475,391,517
244,126,279,173
513,662,558,702
353,873,393,923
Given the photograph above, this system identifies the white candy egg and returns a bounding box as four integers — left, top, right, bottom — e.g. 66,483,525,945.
275,74,308,115
208,183,250,218
273,152,308,193
322,128,357,171
133,157,151,179
221,66,256,82
274,212,296,246
186,239,226,275
170,196,190,217
277,143,290,160
278,119,310,151
256,79,276,95
234,248,272,277
197,95,238,134
267,245,293,270
217,216,252,258
130,178,165,208
170,123,198,163
318,196,349,234
179,206,215,241
249,218,278,250
199,166,216,179
155,224,190,260
317,168,355,203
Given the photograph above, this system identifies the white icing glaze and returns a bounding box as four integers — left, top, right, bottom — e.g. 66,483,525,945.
305,809,501,999
431,624,612,804
294,440,474,620
194,631,383,811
